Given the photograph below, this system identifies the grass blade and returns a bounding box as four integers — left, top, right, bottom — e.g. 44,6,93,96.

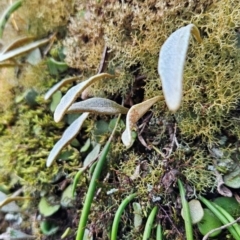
111,193,137,240
76,115,121,240
198,195,239,240
0,0,22,38
142,206,158,240
178,179,193,240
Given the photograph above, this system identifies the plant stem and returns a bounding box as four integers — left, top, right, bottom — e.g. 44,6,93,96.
198,195,240,240
75,115,121,240
111,193,137,240
178,179,193,240
142,206,158,240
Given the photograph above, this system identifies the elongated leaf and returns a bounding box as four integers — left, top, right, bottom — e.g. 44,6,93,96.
158,24,201,111
44,76,80,100
178,180,193,240
67,97,129,115
142,206,158,240
54,73,114,122
0,0,22,38
72,168,85,197
121,96,161,148
46,112,89,167
1,36,34,54
0,37,50,62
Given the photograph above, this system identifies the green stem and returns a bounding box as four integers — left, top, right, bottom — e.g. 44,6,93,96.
111,193,137,240
198,195,239,240
213,202,240,238
142,206,158,240
156,223,162,240
178,179,193,240
75,115,121,240
0,0,22,38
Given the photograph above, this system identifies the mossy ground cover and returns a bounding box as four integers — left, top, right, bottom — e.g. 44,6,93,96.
0,0,240,239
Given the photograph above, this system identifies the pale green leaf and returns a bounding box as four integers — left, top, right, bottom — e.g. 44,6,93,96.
181,199,204,224
50,91,62,112
0,37,50,62
0,191,20,212
46,112,89,167
1,36,35,54
47,57,68,75
44,76,80,100
197,209,222,237
54,73,113,122
83,143,101,167
121,96,161,148
0,227,35,239
158,24,201,111
223,167,240,189
80,138,91,152
26,48,42,65
40,221,59,236
67,97,129,115
38,197,60,217
60,184,76,208
133,202,142,230
83,229,93,240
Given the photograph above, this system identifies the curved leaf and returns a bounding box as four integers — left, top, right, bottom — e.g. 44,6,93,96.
44,76,80,100
121,96,161,148
1,36,34,54
0,0,22,38
67,97,129,115
54,73,114,122
0,37,50,62
38,197,60,217
46,112,89,167
158,24,201,111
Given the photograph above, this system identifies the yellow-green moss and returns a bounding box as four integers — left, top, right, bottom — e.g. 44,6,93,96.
21,0,74,37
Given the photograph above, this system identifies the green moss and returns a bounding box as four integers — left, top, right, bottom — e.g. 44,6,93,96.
21,0,74,37
65,0,240,144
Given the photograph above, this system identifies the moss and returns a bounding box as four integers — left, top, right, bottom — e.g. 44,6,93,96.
1,0,240,238
65,0,240,144
21,0,74,37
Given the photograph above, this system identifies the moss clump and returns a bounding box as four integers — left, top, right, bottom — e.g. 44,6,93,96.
21,0,74,37
65,0,240,144
0,95,66,191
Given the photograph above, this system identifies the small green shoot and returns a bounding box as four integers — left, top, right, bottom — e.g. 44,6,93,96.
76,115,121,240
111,193,137,240
142,206,158,240
178,179,193,240
156,223,163,240
199,195,240,240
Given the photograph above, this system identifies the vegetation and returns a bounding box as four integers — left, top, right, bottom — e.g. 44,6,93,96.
0,0,239,239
